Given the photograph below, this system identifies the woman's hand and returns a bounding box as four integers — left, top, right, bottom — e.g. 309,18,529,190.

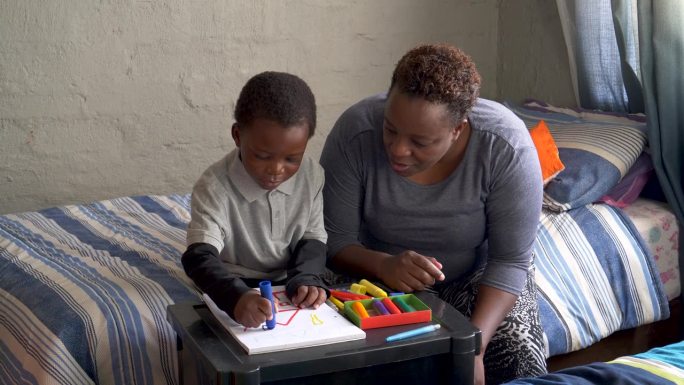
291,285,327,309
377,250,445,292
233,291,275,328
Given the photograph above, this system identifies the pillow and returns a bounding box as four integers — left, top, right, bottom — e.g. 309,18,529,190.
528,120,565,184
506,101,648,212
598,152,654,208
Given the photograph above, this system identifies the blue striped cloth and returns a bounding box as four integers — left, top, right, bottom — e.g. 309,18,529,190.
535,203,669,356
0,195,669,384
0,195,199,385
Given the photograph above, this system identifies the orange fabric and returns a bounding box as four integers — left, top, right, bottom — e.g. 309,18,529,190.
529,120,565,184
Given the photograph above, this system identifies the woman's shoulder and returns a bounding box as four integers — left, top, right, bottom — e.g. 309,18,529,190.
469,98,531,148
330,93,386,140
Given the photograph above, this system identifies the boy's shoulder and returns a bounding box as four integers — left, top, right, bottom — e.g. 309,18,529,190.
296,155,325,186
192,151,238,198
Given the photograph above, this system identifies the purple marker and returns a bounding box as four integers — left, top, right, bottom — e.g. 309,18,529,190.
259,281,277,330
372,299,390,315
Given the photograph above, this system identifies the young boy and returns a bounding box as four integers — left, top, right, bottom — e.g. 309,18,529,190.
182,71,329,328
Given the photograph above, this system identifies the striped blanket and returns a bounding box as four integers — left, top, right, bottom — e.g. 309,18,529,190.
505,340,684,384
0,195,670,384
536,203,670,356
0,195,199,385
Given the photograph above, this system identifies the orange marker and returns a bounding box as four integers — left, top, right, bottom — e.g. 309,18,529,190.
352,301,369,319
381,297,401,314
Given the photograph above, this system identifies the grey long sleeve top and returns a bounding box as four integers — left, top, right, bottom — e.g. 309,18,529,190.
320,94,543,295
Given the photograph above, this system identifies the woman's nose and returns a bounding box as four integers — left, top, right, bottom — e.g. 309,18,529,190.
389,138,411,157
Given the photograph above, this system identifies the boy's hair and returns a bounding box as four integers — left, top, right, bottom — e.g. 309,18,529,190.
389,43,482,123
234,71,317,138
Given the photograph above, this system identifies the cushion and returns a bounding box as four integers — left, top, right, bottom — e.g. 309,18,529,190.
506,101,648,212
598,152,654,208
529,120,565,184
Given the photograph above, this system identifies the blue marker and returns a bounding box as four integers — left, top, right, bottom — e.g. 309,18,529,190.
385,324,441,342
259,280,277,330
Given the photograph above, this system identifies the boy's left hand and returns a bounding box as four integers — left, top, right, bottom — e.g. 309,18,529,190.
291,285,327,309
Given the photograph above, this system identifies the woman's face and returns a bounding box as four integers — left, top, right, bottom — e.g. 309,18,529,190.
383,90,461,178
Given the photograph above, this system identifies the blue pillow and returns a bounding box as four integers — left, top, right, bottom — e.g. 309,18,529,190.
505,101,647,212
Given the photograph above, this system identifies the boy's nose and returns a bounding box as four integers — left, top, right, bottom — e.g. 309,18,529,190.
267,161,285,176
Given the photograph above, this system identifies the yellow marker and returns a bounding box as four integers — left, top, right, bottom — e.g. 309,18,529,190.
350,283,367,295
359,279,388,298
329,296,344,311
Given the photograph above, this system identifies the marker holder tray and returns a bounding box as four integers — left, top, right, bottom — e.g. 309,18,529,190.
343,294,432,330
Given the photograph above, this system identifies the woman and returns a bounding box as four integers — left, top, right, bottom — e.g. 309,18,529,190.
320,43,547,385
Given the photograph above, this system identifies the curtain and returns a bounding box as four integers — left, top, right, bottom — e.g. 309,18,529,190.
637,2,684,309
557,0,684,308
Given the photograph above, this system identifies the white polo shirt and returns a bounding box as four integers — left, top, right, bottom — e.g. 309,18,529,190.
186,149,327,281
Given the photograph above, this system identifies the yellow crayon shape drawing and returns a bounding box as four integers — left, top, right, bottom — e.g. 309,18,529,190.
310,313,324,325
359,279,388,298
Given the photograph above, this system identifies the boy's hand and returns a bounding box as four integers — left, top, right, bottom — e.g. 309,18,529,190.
234,291,274,328
291,285,327,309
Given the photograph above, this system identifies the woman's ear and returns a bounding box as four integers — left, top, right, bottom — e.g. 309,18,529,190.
231,123,240,147
452,119,468,142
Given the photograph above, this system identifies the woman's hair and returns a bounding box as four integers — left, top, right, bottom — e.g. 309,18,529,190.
234,71,317,137
390,43,481,122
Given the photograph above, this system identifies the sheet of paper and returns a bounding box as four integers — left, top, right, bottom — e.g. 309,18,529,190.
203,286,366,354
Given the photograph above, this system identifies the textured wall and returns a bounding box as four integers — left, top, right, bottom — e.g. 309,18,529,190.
0,0,571,215
497,0,575,106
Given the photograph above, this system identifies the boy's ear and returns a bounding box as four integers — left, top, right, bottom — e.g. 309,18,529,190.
231,123,240,147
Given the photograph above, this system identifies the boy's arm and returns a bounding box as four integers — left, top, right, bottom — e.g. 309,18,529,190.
182,242,251,320
285,238,330,299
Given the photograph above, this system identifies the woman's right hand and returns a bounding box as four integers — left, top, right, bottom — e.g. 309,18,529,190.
234,291,275,328
377,250,445,292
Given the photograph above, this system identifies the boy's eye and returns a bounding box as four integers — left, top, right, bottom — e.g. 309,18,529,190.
286,157,303,164
412,140,429,148
255,153,270,160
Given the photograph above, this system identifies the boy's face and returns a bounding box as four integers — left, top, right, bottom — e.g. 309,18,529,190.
232,118,309,191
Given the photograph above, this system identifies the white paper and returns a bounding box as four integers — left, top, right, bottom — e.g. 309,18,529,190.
203,286,366,354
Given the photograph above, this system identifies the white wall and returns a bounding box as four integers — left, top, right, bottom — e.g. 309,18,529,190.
0,0,571,214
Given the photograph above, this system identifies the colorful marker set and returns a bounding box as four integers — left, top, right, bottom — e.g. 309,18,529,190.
343,294,432,330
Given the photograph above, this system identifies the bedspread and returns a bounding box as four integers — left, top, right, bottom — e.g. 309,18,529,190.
0,195,199,385
535,203,670,357
505,340,684,384
0,195,670,384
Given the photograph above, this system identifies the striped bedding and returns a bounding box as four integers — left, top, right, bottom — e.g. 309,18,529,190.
0,195,670,384
505,340,684,384
536,203,670,357
0,195,200,385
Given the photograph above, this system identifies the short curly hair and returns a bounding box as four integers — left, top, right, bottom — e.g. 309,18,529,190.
389,43,481,123
234,71,317,137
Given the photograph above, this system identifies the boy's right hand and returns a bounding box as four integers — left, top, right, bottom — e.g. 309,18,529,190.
234,291,275,328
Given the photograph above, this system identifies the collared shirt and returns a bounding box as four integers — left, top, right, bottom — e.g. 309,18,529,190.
187,149,327,281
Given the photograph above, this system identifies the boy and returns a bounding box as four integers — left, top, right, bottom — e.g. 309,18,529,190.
182,71,329,328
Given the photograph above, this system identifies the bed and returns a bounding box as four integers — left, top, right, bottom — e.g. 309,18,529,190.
504,339,684,385
0,108,679,385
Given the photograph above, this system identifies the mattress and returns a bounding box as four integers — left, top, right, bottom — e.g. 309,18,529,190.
623,198,681,301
